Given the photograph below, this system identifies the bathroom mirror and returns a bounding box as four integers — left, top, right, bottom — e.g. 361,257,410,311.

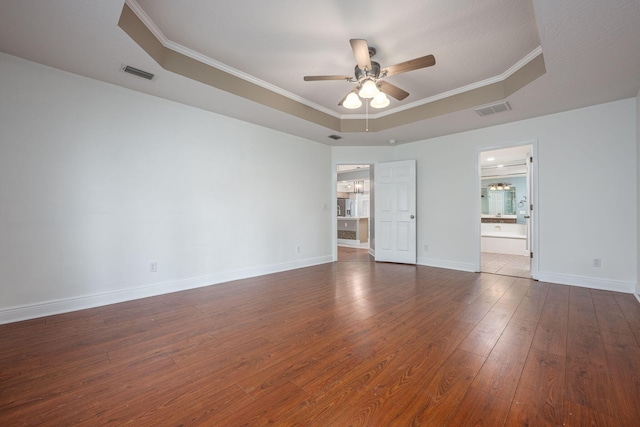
481,187,516,215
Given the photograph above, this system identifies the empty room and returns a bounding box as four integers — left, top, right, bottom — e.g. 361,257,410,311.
1,0,640,425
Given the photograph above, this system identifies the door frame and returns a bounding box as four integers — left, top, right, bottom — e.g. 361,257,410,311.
333,161,375,262
475,139,539,279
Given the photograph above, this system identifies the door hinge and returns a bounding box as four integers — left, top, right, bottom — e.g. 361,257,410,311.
530,156,533,163
530,252,534,259
530,203,534,211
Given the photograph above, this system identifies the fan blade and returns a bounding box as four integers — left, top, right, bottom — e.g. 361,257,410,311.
378,80,409,101
383,54,435,77
304,75,351,81
350,39,371,71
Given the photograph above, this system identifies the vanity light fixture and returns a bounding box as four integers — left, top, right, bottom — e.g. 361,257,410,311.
489,182,511,191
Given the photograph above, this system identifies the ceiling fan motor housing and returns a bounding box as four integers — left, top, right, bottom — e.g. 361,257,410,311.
355,61,381,82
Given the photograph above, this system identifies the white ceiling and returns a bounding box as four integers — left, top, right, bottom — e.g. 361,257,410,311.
134,0,540,112
480,145,531,168
1,0,639,146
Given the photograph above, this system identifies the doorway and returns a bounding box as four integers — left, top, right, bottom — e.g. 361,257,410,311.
479,145,534,278
336,164,373,262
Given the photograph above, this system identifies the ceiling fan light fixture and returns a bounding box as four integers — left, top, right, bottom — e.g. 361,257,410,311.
370,91,390,108
304,39,437,112
358,79,379,99
343,92,362,109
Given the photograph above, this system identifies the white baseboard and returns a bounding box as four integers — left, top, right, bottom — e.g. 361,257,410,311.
0,255,333,325
416,258,636,294
337,239,369,249
537,271,636,293
417,257,478,273
6,256,634,325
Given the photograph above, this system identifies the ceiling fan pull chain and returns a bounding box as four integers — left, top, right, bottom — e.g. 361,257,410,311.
365,101,369,132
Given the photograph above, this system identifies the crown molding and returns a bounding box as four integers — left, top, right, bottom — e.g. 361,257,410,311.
125,0,341,119
120,2,546,133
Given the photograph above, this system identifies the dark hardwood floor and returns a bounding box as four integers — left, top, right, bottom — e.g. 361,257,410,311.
2,256,640,425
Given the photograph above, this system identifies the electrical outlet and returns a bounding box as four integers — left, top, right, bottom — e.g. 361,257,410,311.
593,258,601,268
296,245,301,254
150,261,158,273
424,244,429,251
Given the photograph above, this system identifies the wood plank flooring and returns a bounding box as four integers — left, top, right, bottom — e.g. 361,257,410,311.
2,253,640,425
337,245,374,263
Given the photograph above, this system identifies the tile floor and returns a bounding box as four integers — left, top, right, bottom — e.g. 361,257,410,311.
481,252,530,278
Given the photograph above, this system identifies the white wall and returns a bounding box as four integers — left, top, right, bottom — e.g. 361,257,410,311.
395,99,637,292
0,53,333,323
333,99,637,293
2,53,636,325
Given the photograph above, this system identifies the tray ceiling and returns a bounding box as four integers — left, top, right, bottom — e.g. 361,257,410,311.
0,0,639,146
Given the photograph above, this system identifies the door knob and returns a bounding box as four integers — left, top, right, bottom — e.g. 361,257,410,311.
410,215,415,219
524,215,530,219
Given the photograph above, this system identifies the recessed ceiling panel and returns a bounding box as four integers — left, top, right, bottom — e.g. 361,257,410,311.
134,0,542,114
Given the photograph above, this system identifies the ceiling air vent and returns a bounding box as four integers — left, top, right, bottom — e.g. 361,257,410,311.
122,65,155,80
328,135,343,140
475,101,511,117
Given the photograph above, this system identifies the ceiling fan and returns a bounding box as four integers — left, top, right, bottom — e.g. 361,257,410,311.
304,39,435,109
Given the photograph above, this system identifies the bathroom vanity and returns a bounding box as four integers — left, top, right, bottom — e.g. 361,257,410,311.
481,214,517,224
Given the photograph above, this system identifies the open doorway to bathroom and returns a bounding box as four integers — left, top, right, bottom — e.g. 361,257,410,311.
336,164,373,262
480,145,533,278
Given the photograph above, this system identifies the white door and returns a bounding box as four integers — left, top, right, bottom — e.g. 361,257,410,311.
374,160,417,264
